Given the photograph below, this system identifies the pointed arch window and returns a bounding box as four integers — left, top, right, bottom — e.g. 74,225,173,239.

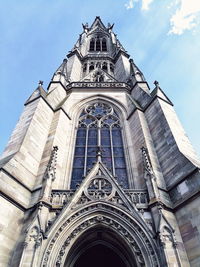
71,103,129,189
89,37,108,52
96,38,101,51
102,38,107,51
89,39,95,51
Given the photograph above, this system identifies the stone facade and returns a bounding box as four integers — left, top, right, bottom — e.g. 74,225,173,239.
0,17,200,266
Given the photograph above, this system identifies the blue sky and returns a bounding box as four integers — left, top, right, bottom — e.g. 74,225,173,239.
0,0,200,156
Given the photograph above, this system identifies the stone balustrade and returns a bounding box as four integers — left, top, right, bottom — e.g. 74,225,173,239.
50,189,149,209
66,82,130,90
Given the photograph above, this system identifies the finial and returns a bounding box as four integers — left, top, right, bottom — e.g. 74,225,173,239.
38,80,43,86
107,23,114,30
154,80,159,87
82,23,88,30
96,146,103,161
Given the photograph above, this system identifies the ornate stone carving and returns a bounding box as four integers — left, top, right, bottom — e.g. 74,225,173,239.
84,176,114,200
54,215,146,266
45,146,58,182
141,147,160,201
51,189,148,208
24,226,43,249
41,146,58,201
42,203,159,267
141,147,154,175
66,82,130,90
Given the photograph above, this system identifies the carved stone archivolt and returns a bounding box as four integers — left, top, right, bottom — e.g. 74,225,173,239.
42,202,160,267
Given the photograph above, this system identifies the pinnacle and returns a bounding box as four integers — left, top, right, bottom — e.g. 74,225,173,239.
154,80,159,88
38,80,44,86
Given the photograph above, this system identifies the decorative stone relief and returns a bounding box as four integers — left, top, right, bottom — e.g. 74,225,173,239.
54,216,146,267
84,176,114,201
24,226,42,248
42,203,159,267
66,82,130,89
51,189,148,208
41,146,59,201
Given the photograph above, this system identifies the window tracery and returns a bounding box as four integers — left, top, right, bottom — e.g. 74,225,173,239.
89,37,107,52
71,103,129,189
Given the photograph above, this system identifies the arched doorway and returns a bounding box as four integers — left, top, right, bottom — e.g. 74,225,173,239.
74,244,126,267
65,227,137,267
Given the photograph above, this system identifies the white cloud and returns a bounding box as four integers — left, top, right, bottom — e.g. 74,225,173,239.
125,0,154,10
125,0,138,9
169,0,200,35
141,0,154,11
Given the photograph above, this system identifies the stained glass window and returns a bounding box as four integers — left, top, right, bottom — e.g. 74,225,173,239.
71,103,129,189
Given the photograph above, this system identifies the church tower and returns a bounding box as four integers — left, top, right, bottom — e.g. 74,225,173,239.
0,17,200,267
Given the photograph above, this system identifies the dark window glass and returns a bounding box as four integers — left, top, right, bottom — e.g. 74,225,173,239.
101,129,110,138
102,39,107,51
75,147,85,156
87,157,96,169
101,138,110,146
77,129,86,137
71,103,129,189
104,116,116,125
90,39,95,51
113,147,124,157
83,63,87,72
102,147,111,157
76,137,86,146
96,39,101,51
88,138,97,146
71,168,84,181
112,130,123,146
102,157,112,169
71,180,81,189
87,147,97,157
89,64,94,71
88,128,97,138
115,168,128,188
114,157,126,168
74,157,85,167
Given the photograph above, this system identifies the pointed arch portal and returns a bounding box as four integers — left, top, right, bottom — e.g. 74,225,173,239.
65,227,136,267
42,201,161,267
